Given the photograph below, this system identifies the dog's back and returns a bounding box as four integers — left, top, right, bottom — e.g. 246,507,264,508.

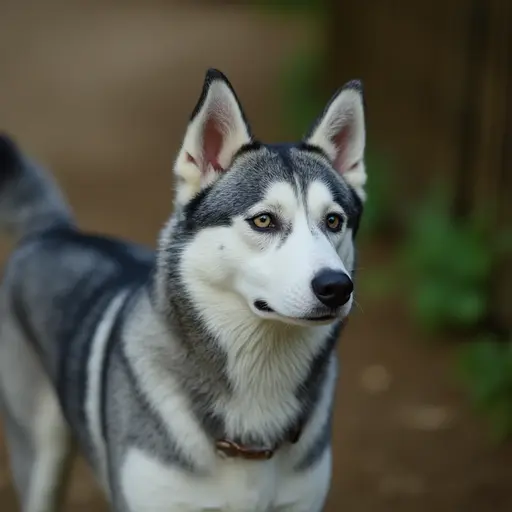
0,135,153,511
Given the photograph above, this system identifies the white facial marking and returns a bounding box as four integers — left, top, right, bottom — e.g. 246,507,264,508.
306,181,344,224
259,181,298,218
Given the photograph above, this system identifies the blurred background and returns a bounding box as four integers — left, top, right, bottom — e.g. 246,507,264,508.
0,0,511,510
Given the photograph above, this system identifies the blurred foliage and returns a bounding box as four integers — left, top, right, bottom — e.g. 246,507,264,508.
359,153,398,238
356,179,511,337
400,188,512,438
278,43,323,138
458,339,512,441
401,186,511,334
400,185,495,333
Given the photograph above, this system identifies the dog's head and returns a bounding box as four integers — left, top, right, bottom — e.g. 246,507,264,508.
164,69,366,328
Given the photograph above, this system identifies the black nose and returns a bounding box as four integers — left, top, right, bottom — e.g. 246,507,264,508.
311,269,353,309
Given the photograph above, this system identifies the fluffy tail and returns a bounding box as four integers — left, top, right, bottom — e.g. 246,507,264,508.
0,134,74,239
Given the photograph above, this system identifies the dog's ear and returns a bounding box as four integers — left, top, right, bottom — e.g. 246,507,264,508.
174,69,252,206
305,80,366,200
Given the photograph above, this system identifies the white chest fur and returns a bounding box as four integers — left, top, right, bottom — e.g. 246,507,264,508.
120,446,331,512
119,297,337,511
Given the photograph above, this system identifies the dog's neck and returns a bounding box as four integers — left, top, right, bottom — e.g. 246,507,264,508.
152,265,339,447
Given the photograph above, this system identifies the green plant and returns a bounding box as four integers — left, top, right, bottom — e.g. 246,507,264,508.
458,338,512,441
278,44,324,138
359,152,398,238
399,184,508,333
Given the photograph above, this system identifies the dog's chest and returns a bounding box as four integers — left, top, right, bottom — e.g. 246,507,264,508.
119,446,330,512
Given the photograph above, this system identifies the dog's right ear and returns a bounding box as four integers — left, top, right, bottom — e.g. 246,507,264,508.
174,69,252,207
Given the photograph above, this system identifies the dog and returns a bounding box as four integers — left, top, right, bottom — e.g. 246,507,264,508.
0,68,366,511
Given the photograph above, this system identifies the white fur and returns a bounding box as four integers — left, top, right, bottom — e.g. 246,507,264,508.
120,443,331,512
307,87,367,200
25,386,72,512
85,289,130,489
119,291,336,510
306,181,346,222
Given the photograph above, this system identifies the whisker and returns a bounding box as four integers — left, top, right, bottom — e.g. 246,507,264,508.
353,300,364,314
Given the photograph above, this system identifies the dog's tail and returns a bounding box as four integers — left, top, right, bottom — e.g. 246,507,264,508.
0,133,74,239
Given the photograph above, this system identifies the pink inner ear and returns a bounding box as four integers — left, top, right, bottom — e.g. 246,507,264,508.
186,153,197,165
203,117,224,172
332,125,351,175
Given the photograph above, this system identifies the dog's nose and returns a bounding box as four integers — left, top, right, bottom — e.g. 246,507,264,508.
311,269,353,309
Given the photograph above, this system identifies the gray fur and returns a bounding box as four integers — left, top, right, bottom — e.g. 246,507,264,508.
0,136,73,238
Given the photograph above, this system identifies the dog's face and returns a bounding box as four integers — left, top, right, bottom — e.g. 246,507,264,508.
167,70,366,327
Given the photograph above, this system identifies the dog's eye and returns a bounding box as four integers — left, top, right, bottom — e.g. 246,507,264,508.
250,213,275,230
325,213,343,232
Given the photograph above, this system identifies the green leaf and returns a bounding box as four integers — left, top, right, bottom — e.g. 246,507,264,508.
458,340,512,440
449,291,488,326
495,230,512,255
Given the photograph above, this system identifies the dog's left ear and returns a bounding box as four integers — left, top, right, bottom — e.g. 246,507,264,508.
305,80,366,200
174,69,252,206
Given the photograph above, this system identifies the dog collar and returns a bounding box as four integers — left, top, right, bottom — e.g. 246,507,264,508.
215,423,302,461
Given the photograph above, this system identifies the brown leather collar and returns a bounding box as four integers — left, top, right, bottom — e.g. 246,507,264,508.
215,423,302,461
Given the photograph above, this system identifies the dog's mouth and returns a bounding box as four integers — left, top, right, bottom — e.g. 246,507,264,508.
253,300,337,323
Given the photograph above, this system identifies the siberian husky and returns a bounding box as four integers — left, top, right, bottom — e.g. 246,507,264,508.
0,69,366,511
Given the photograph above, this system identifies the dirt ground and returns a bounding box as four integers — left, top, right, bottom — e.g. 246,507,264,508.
1,1,512,511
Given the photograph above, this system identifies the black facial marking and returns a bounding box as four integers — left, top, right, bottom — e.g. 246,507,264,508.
183,185,233,230
347,187,364,238
296,141,330,159
254,300,273,313
233,140,263,159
